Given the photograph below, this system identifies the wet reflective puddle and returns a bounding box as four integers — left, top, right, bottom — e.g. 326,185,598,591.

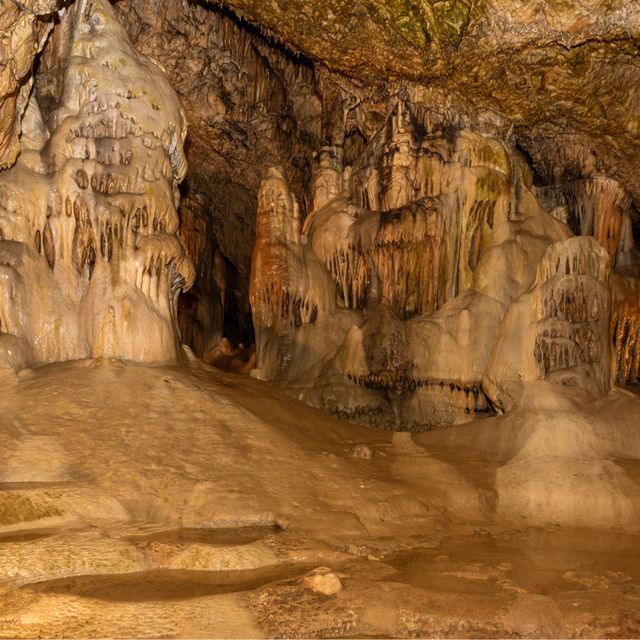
28,564,312,602
386,528,640,596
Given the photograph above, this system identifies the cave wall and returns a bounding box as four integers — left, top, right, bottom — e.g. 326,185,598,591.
249,93,639,428
0,0,57,169
113,0,324,355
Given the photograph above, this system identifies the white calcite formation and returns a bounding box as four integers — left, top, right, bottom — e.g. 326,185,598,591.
249,98,639,429
0,0,194,368
485,236,612,412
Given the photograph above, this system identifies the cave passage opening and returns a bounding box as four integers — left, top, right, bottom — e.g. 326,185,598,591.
111,0,324,362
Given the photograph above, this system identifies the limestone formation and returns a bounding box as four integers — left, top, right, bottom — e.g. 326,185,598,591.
485,237,612,412
612,275,640,385
212,0,640,226
0,0,57,169
0,0,194,367
113,0,323,355
249,165,343,382
249,98,596,428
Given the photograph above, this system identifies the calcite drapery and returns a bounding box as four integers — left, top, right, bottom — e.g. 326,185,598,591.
248,81,640,429
0,0,194,368
249,99,584,429
611,275,640,385
485,236,612,412
249,166,341,382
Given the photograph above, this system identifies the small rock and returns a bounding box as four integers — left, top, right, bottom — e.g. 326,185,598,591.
303,567,343,595
350,443,373,459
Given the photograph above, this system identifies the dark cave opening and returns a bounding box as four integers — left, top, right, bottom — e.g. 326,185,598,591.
114,0,323,360
176,171,257,357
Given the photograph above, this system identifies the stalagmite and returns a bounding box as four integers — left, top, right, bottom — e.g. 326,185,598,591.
249,166,338,381
0,0,193,367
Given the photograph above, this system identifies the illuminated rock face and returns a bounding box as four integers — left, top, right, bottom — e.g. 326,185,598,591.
0,0,637,427
612,276,640,385
249,166,342,382
248,99,636,429
485,237,613,412
0,0,194,368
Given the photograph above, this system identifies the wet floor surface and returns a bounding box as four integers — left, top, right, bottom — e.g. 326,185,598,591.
386,527,640,597
27,565,316,602
0,528,57,543
9,525,639,602
124,525,280,546
1,362,639,637
2,525,640,638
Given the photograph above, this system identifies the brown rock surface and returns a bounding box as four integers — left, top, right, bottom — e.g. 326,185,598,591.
0,3,639,636
113,0,323,353
0,359,638,637
212,0,640,213
0,0,57,168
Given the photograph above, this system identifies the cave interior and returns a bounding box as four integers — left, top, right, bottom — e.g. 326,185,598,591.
1,0,640,637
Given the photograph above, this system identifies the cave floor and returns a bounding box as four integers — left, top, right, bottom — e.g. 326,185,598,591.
0,358,639,638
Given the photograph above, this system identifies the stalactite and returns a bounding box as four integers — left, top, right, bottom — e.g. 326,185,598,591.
250,166,333,380
372,200,446,318
344,100,514,322
533,237,611,384
538,177,631,269
378,101,417,211
611,278,640,384
323,242,368,310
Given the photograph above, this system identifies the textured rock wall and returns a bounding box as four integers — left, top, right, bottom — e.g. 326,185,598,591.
0,0,638,425
485,237,612,411
212,0,640,223
0,0,56,168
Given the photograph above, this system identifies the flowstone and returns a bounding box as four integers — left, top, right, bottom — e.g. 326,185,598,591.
0,0,194,368
249,98,638,429
485,236,612,412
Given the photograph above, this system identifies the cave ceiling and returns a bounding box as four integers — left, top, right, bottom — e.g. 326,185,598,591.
210,0,640,211
5,0,640,208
